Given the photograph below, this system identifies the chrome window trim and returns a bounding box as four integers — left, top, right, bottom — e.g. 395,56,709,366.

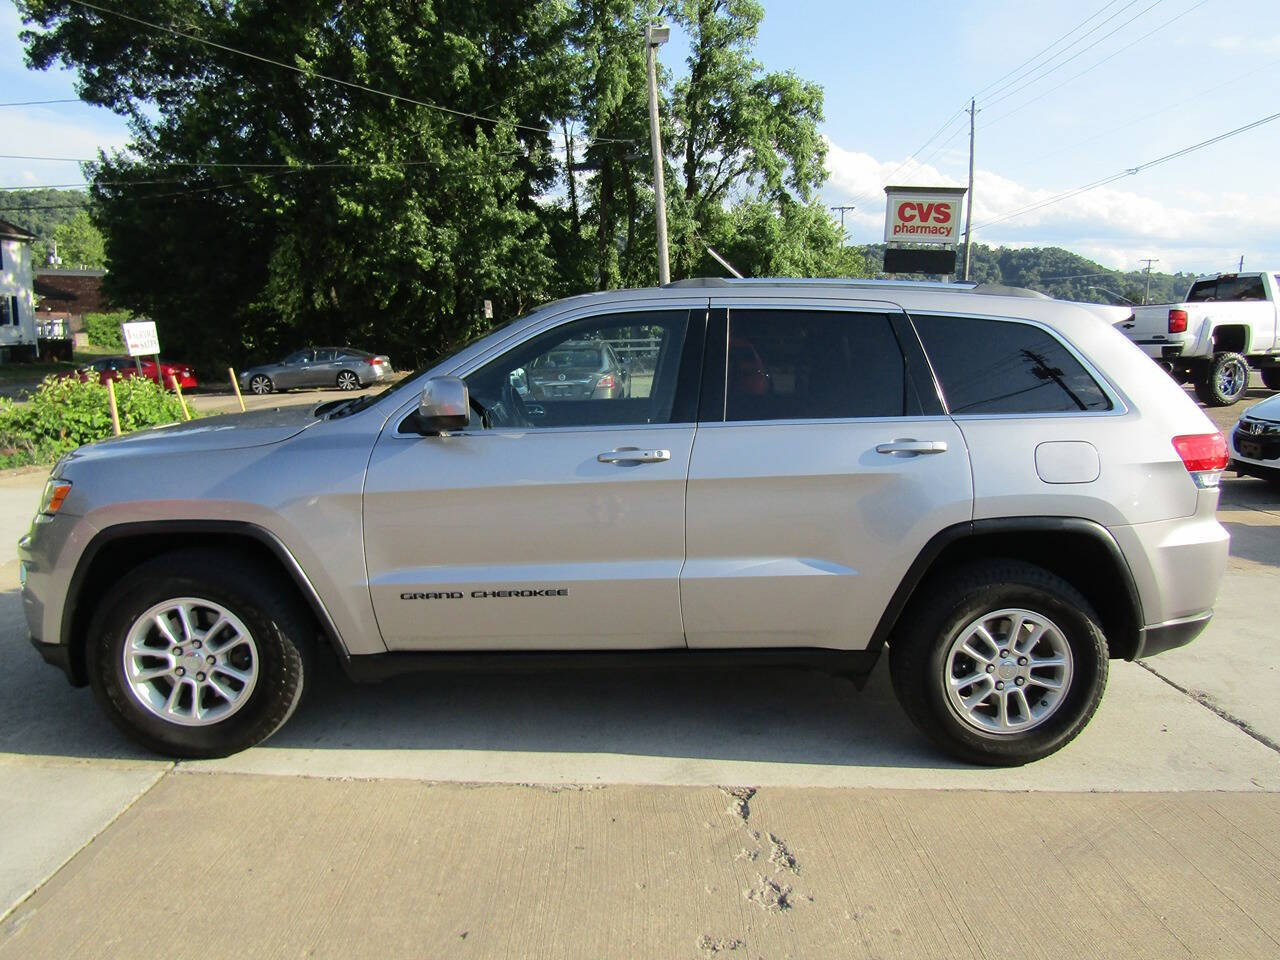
390,420,696,441
902,308,1131,419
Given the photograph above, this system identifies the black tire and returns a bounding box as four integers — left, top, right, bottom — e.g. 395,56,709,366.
87,549,312,758
336,370,361,390
1261,367,1280,391
1194,351,1249,406
249,374,274,395
889,560,1108,766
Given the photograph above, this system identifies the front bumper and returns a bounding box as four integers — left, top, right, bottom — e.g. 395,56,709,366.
1231,425,1280,476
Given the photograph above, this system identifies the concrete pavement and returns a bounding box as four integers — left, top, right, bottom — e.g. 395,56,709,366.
3,776,1279,959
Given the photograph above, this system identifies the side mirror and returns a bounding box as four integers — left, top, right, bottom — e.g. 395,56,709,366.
416,376,470,434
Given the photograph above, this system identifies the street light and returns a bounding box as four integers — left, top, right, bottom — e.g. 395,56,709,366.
645,24,670,286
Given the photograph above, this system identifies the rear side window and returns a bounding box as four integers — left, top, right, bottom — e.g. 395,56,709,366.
724,309,907,421
1187,275,1266,302
911,314,1111,415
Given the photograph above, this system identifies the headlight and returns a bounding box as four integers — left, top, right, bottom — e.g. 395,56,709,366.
35,479,72,523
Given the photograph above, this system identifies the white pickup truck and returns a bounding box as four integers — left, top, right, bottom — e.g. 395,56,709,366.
1119,271,1280,405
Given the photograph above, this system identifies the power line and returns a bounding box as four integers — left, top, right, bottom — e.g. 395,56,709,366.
66,0,635,146
0,98,84,107
1014,54,1279,166
972,109,1280,232
982,0,1211,129
983,0,1167,110
0,148,530,168
971,1,1131,100
842,1,1147,209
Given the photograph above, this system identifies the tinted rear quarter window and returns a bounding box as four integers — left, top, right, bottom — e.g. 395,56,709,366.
725,309,908,421
911,314,1111,415
1187,276,1267,302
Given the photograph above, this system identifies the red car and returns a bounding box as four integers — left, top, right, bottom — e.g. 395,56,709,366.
70,356,198,389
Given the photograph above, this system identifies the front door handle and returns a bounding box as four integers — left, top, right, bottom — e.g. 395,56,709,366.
875,439,948,456
598,447,671,464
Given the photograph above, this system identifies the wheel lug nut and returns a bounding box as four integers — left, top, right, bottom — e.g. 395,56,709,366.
173,647,183,657
1018,657,1028,666
1015,677,1025,686
196,672,206,682
206,655,216,665
995,681,1005,690
192,640,202,649
175,667,185,677
1000,649,1009,658
985,665,994,673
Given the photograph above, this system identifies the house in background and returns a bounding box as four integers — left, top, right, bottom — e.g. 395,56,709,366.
0,218,39,361
34,266,110,346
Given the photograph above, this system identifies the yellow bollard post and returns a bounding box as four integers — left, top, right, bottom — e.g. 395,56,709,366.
170,373,192,421
229,367,246,412
106,377,121,436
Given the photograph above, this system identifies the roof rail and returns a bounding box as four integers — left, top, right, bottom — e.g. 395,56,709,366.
662,277,1052,299
663,276,978,291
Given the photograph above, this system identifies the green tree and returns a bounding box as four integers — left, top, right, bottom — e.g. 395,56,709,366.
20,0,574,368
665,0,827,278
49,209,106,268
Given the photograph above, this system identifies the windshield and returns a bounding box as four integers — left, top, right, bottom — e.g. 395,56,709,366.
326,313,524,418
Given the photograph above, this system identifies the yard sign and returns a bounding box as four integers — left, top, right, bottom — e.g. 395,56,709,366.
121,321,160,357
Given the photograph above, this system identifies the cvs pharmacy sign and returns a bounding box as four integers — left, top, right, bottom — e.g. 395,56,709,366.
883,185,967,246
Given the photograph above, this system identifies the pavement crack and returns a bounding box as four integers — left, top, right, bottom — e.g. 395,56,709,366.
1137,660,1280,755
719,786,756,824
766,832,799,875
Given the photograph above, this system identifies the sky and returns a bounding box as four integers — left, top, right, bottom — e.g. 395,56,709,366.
2,0,1278,275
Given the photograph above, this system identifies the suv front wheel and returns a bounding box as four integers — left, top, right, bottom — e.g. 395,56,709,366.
87,549,311,758
890,560,1108,766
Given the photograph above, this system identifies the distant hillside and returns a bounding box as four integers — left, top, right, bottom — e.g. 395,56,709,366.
0,189,90,257
859,242,1202,306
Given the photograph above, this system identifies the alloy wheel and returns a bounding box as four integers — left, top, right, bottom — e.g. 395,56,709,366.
942,607,1073,735
121,598,259,726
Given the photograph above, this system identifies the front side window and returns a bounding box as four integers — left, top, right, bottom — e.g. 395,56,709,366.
283,350,311,364
464,310,691,429
912,314,1111,415
724,309,908,422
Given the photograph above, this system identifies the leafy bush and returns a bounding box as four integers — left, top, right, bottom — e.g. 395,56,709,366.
84,311,131,349
0,375,192,467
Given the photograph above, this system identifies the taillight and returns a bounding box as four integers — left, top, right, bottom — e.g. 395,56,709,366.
1172,433,1228,487
1168,309,1188,333
596,374,616,390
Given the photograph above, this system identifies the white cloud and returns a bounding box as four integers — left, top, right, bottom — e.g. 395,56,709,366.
823,137,1280,273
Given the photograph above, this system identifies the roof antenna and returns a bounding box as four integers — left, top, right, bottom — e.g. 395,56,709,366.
705,246,744,279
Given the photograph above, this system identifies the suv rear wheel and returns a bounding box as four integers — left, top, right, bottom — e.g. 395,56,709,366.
1261,367,1280,391
87,549,311,758
890,560,1108,766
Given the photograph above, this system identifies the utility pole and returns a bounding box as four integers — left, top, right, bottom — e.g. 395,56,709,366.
1239,255,1245,272
962,97,977,281
830,205,856,244
645,24,671,286
1140,257,1159,304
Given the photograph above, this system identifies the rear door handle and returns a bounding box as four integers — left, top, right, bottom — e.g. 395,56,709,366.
598,447,672,464
875,439,948,456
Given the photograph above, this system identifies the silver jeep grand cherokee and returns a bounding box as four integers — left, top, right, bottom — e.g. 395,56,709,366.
20,279,1230,765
